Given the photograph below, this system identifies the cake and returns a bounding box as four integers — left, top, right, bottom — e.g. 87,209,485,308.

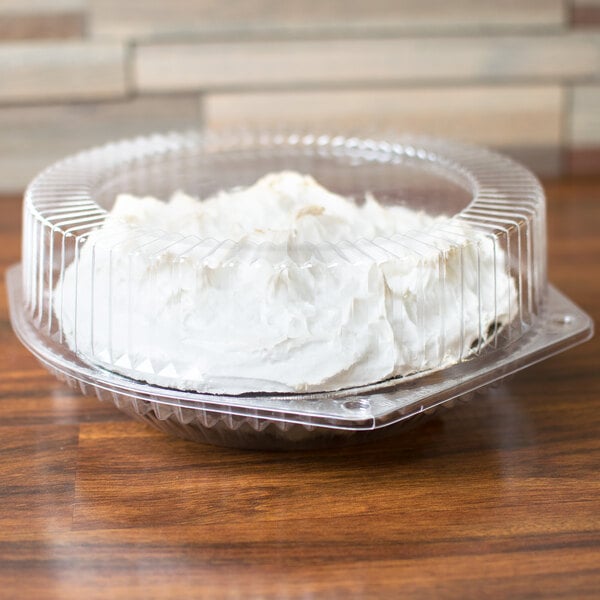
53,171,517,393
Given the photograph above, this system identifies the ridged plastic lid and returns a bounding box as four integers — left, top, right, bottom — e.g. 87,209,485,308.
22,131,547,395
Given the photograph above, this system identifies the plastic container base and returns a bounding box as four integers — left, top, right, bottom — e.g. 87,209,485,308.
7,264,593,450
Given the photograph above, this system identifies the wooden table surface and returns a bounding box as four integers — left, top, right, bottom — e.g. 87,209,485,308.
0,180,599,599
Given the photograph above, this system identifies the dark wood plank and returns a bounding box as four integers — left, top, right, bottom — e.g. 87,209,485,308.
0,12,85,41
0,178,599,599
568,148,600,177
572,4,600,27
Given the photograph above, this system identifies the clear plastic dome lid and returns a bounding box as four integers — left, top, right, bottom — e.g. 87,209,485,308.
22,131,548,396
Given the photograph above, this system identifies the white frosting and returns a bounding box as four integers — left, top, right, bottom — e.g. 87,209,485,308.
54,172,517,393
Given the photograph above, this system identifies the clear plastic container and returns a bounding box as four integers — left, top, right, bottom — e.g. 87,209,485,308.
8,130,593,449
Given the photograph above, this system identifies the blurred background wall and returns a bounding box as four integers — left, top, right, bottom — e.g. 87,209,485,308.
1,0,599,192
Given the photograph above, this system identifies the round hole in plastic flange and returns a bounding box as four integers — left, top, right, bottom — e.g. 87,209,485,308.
551,313,574,326
342,399,371,412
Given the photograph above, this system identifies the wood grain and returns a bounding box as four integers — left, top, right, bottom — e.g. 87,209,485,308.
0,12,85,41
570,84,600,147
0,95,201,193
0,42,126,104
569,147,600,174
0,179,599,599
135,33,600,92
204,85,563,175
90,0,565,39
0,0,85,41
572,0,600,26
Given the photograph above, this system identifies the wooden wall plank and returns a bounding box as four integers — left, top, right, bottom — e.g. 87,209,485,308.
135,34,600,92
90,0,565,39
0,42,126,103
568,84,600,174
0,13,85,41
571,84,600,146
0,1,86,40
572,0,600,26
204,85,563,175
0,95,201,192
0,0,84,10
